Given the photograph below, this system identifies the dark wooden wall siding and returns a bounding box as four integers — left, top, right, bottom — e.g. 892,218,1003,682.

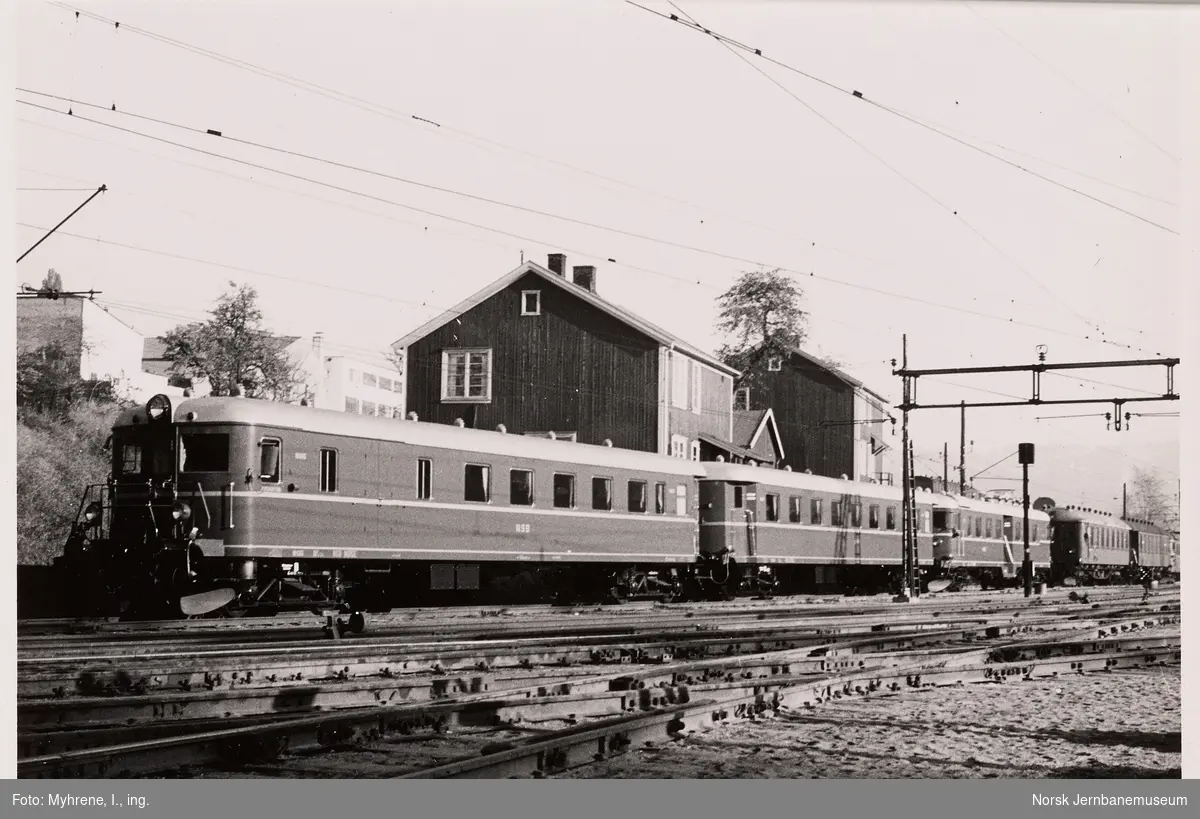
405,272,661,452
748,353,855,477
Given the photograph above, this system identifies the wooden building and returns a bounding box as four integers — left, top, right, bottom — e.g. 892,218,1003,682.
735,347,895,482
393,254,741,459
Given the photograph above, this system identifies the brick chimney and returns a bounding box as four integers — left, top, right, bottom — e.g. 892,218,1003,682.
572,265,597,293
547,253,566,276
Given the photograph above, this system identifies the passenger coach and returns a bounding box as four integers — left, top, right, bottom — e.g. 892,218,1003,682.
931,495,1051,589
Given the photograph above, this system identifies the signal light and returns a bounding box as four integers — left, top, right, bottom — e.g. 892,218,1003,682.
172,502,192,522
83,502,102,525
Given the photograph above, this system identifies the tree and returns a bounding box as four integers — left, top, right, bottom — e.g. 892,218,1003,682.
162,283,305,401
715,268,807,392
1126,467,1178,530
41,268,64,294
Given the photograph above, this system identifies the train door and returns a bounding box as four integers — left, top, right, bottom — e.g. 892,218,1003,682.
742,485,759,558
698,481,729,559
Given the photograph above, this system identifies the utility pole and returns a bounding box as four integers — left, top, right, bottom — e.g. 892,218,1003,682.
943,442,949,490
1123,483,1128,519
897,334,912,602
959,401,967,495
1019,443,1035,598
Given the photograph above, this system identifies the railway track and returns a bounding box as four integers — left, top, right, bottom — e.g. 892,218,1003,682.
16,589,1180,779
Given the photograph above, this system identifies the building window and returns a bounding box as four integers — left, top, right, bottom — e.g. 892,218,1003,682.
765,493,779,522
734,387,750,411
345,397,360,413
655,482,666,515
362,401,376,416
393,380,404,393
320,449,338,493
380,377,393,392
691,360,701,414
671,354,688,409
671,434,687,459
767,357,782,372
349,368,358,383
628,480,647,513
363,372,377,388
378,405,392,419
521,290,541,316
259,438,281,483
789,496,802,523
442,349,492,402
592,477,613,511
553,474,576,509
417,458,432,500
689,440,700,462
811,498,824,524
868,504,880,529
886,506,896,530
464,464,491,503
510,469,534,506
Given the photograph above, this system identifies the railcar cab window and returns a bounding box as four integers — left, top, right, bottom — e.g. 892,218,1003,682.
179,434,231,472
811,498,824,525
628,480,647,514
733,486,744,508
464,464,491,503
765,493,779,522
592,477,613,511
259,438,282,483
830,500,843,527
510,469,534,506
553,474,576,509
655,483,666,515
121,443,143,475
868,504,880,529
789,496,803,523
850,503,862,528
320,449,338,493
886,506,896,530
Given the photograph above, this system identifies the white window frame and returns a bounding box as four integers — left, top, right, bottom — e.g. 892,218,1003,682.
734,387,750,411
689,440,700,462
767,357,782,372
441,348,493,403
520,290,541,316
671,353,688,409
671,434,688,459
691,360,701,415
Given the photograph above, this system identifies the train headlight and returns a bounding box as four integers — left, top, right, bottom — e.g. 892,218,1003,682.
146,394,172,422
172,501,192,522
83,502,103,525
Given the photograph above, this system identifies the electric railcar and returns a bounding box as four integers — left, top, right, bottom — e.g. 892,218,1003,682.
930,495,1052,589
1049,506,1179,585
59,394,716,622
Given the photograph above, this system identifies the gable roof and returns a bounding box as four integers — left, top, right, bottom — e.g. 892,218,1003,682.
392,261,738,376
789,346,891,406
733,407,785,461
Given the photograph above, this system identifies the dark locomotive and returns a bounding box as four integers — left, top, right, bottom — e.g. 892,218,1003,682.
56,395,1179,624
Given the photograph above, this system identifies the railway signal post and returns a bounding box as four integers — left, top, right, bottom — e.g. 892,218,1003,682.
1019,443,1035,598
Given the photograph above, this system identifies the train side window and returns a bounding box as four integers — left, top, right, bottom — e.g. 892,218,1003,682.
733,486,744,508
554,474,576,509
320,449,338,493
259,438,282,483
464,464,491,503
975,517,982,538
830,500,843,527
921,510,931,533
850,503,862,528
675,484,687,516
180,434,230,472
789,496,803,523
654,482,666,515
592,477,613,511
811,498,824,525
985,518,993,539
627,480,647,513
868,504,880,529
886,506,896,530
510,469,534,506
765,494,779,522
417,458,432,500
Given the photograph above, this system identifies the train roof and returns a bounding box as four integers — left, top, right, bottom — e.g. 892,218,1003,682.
934,494,1050,521
1049,506,1134,529
700,462,934,503
115,396,708,477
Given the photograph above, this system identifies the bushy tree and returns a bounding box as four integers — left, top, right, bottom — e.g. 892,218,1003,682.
162,283,305,400
715,268,807,392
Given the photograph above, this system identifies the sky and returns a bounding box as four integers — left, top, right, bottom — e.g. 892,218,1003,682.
8,0,1187,513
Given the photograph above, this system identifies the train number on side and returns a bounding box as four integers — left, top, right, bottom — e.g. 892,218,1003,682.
515,523,532,534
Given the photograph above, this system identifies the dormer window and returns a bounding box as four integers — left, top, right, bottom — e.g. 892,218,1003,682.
767,357,782,372
734,387,750,411
521,290,541,316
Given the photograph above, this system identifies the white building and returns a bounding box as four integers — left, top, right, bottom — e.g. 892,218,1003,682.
853,386,897,486
311,355,406,417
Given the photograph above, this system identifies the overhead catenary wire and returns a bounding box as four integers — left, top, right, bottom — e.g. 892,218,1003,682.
646,2,1149,343
15,100,1167,358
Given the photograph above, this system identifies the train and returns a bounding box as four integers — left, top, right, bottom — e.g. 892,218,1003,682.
54,394,1176,625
